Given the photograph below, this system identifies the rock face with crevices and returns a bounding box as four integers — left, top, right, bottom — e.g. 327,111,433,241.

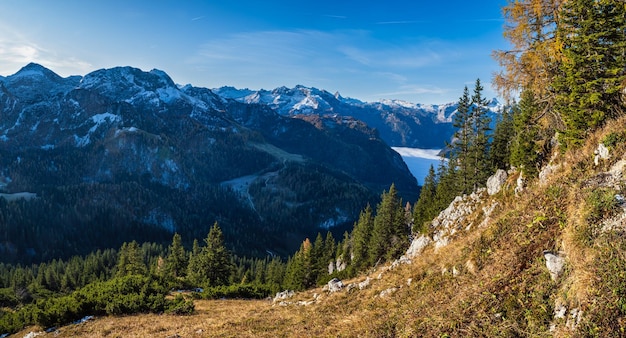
324,278,344,293
487,169,508,195
431,189,486,249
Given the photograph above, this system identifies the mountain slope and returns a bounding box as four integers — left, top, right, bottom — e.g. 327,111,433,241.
32,116,626,337
0,64,418,262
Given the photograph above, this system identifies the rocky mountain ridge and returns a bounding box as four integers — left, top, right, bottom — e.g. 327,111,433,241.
213,85,504,149
0,63,418,262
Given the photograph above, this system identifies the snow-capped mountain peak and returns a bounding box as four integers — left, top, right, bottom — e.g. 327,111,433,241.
211,84,503,148
10,62,61,80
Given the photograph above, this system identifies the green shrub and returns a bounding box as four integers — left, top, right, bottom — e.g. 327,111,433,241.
0,288,18,308
602,131,626,149
586,188,620,224
202,283,273,300
165,294,195,315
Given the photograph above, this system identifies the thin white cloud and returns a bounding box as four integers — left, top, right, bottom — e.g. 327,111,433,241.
0,24,92,76
324,15,347,19
338,46,371,66
377,85,448,98
375,72,408,83
376,20,429,25
186,28,497,104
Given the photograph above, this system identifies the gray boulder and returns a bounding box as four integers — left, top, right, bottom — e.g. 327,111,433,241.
326,278,344,293
405,235,431,258
594,143,610,166
487,169,508,195
543,251,566,282
273,290,294,303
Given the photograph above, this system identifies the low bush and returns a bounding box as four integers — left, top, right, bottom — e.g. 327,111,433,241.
165,294,195,315
201,283,273,300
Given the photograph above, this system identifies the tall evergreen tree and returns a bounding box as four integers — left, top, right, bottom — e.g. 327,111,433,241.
164,233,187,278
451,86,473,193
554,0,626,146
350,204,374,273
202,222,232,287
469,78,493,189
284,238,313,290
266,257,286,289
186,239,203,286
433,158,458,212
368,184,407,264
412,165,438,234
510,90,542,177
116,241,147,277
311,233,325,283
490,106,515,170
319,231,336,282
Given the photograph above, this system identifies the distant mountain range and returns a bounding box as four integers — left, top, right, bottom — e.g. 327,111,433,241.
0,63,420,262
213,85,503,149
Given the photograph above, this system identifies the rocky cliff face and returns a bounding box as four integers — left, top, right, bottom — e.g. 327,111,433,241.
0,63,418,262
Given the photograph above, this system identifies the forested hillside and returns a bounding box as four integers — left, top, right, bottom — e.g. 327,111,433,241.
0,64,418,264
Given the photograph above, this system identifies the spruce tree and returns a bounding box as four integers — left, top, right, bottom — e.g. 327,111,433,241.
202,222,232,287
116,241,147,277
284,238,313,290
266,257,285,289
555,0,626,146
413,165,438,233
433,157,458,212
165,233,187,278
510,90,541,177
452,86,473,193
319,231,336,282
350,204,374,273
490,106,514,171
469,79,493,190
186,239,203,286
368,184,407,264
311,233,325,283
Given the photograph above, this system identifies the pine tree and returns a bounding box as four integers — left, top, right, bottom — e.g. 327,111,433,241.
368,184,407,264
318,231,336,283
284,238,313,290
413,165,438,234
164,233,187,278
116,241,147,277
469,78,493,190
433,158,458,212
350,204,374,272
323,232,336,266
311,233,325,283
490,106,514,171
186,239,203,286
510,90,541,177
554,0,626,146
202,222,232,286
451,86,473,193
266,257,286,289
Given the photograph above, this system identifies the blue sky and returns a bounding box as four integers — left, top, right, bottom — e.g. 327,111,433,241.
0,0,509,104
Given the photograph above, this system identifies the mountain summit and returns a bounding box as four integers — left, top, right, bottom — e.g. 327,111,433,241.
0,64,418,262
214,85,503,149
